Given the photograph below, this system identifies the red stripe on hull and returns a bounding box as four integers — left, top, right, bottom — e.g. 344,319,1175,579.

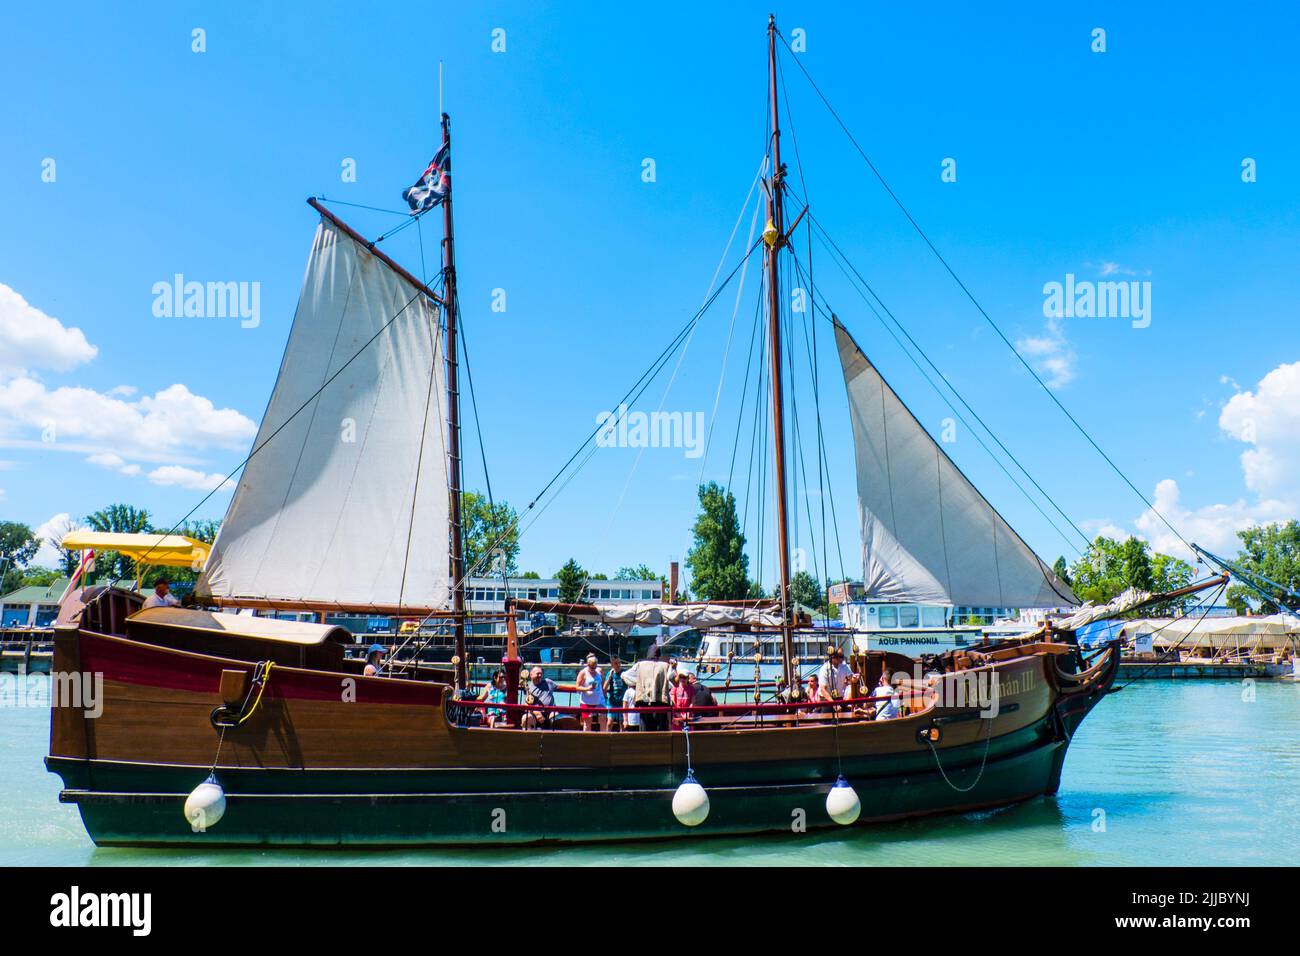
78,632,445,707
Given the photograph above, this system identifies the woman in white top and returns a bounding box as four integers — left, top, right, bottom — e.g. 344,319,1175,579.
576,655,606,732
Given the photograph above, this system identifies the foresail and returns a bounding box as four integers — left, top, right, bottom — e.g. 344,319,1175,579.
198,217,451,610
834,319,1077,608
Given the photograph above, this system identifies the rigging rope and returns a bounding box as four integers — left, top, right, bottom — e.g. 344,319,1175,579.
1110,581,1228,690
774,33,1192,555
790,199,1090,556
413,238,767,624
596,156,767,598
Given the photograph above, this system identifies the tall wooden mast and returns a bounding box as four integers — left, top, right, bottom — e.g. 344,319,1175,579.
765,15,797,694
441,111,468,690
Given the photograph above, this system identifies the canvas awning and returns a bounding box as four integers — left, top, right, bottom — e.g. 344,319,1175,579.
127,606,351,645
513,598,785,628
1124,614,1300,641
60,531,212,570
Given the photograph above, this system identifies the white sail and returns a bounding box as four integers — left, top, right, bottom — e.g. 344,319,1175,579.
835,319,1076,608
199,217,450,609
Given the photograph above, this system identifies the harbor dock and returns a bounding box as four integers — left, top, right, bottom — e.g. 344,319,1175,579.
0,631,53,675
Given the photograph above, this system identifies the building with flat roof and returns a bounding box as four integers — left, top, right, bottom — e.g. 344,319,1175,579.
319,576,665,636
466,577,662,610
1,578,72,628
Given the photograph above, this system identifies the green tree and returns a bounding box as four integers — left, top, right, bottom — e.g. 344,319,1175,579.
1069,536,1194,612
615,564,658,582
1225,521,1300,614
554,558,587,629
85,504,153,581
685,482,750,601
1052,556,1072,587
789,570,822,611
461,491,519,577
519,570,541,580
0,521,40,594
20,566,61,587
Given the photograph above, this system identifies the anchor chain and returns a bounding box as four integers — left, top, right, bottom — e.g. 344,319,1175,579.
925,717,995,794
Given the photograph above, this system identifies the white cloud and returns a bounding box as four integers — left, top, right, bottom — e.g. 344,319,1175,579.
86,451,143,477
32,512,84,568
84,450,234,491
1218,360,1300,500
1134,478,1291,561
1017,316,1075,389
147,465,233,492
0,283,97,372
1089,261,1150,278
1079,518,1132,542
1084,361,1300,561
0,377,255,459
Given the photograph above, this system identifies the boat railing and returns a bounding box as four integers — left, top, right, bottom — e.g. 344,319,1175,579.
448,690,923,729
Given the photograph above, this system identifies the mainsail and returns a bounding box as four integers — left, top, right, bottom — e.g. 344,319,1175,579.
198,217,451,610
835,319,1076,608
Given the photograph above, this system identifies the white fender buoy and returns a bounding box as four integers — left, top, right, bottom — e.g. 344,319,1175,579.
672,772,710,827
826,775,861,826
184,774,226,832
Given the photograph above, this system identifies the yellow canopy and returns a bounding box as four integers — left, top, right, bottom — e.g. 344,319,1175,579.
60,531,212,570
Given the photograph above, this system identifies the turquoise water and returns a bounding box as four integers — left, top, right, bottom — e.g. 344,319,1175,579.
3,674,1296,866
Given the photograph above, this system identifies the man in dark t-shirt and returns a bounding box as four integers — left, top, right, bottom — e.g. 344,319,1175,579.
522,666,559,729
688,671,716,719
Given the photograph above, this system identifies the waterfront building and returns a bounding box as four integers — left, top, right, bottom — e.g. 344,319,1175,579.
319,575,664,636
0,578,72,628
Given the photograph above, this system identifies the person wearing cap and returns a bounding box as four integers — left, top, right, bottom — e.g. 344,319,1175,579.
815,647,858,704
363,644,387,677
575,654,606,732
141,578,180,610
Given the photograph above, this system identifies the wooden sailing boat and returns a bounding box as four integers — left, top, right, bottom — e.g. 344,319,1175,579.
46,18,1213,847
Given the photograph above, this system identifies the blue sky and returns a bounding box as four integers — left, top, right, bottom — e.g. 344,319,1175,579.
3,1,1298,587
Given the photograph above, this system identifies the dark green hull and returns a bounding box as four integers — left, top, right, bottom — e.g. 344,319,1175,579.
48,720,1071,847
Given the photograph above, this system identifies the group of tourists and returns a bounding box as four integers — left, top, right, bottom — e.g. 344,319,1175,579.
807,646,903,720
474,644,723,731
466,643,908,730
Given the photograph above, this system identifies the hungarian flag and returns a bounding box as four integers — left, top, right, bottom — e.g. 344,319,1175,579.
402,142,450,214
57,548,95,604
